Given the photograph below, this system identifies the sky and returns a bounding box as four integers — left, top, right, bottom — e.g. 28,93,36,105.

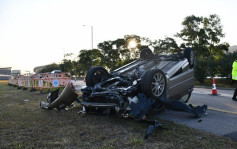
0,0,237,73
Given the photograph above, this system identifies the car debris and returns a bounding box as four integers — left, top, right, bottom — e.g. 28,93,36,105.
164,100,207,118
40,47,208,139
24,99,29,102
40,83,78,110
144,120,164,139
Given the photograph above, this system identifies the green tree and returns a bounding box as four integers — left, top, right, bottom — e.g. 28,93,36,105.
98,41,121,70
177,14,229,82
194,58,207,83
176,15,203,47
124,35,141,59
71,60,78,77
152,37,182,54
60,59,73,72
78,49,103,75
218,52,237,79
39,63,60,73
111,38,130,67
177,14,229,58
203,14,229,57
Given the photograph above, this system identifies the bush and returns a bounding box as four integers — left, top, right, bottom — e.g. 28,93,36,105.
194,58,207,83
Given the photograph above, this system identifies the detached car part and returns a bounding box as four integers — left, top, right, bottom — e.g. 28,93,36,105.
40,83,78,110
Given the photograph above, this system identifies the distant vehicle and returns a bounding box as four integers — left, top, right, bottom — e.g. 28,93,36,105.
11,70,21,75
51,70,61,74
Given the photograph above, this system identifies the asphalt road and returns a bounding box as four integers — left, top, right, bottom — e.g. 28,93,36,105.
72,80,237,141
71,80,86,91
155,87,237,141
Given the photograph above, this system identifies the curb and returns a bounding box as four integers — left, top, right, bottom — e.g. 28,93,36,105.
194,86,235,90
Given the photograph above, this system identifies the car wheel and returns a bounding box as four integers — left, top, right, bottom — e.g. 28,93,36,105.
86,66,109,87
141,69,166,100
184,48,194,68
140,48,154,59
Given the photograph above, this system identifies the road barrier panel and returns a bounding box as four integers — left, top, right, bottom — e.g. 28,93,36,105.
8,72,71,93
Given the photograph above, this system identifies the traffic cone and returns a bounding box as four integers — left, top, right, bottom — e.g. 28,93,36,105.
212,78,217,95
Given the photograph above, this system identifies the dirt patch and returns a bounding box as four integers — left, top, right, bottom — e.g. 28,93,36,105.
0,83,237,148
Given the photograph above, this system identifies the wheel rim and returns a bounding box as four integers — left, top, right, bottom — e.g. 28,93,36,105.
151,73,165,97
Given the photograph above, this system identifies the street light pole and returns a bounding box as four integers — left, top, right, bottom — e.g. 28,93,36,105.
91,26,93,66
83,25,93,66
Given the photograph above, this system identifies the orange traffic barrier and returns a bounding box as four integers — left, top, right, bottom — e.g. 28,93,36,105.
31,72,71,92
9,75,18,86
8,72,71,92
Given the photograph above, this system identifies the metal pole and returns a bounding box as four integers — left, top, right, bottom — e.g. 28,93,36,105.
91,26,93,66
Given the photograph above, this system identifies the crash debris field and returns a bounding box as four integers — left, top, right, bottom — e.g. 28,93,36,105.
1,82,237,148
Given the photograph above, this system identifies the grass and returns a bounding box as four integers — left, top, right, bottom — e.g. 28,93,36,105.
0,80,8,85
0,80,237,148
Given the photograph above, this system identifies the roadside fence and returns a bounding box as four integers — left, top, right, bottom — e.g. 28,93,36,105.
8,72,71,92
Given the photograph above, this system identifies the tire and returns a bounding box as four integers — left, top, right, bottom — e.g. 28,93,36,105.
86,66,109,87
141,69,166,100
140,48,154,59
184,48,194,68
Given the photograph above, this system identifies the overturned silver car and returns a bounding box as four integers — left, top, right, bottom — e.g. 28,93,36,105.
80,48,206,120
40,47,207,138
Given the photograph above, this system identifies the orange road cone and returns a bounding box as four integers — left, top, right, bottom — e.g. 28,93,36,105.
212,78,217,95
